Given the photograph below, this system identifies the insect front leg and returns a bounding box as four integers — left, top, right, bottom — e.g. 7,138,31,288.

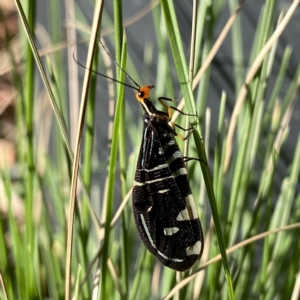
158,96,198,118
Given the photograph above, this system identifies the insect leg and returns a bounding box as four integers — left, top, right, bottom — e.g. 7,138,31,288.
158,97,197,117
183,157,206,164
172,123,196,141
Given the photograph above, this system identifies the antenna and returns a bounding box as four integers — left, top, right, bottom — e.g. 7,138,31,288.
73,54,140,91
99,40,141,89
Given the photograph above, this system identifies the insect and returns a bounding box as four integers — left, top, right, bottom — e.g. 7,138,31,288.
97,41,204,271
131,86,204,271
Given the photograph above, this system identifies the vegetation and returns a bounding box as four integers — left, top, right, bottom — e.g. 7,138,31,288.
0,0,299,299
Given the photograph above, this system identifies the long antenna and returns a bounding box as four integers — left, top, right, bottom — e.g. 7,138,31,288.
73,54,140,91
99,40,141,89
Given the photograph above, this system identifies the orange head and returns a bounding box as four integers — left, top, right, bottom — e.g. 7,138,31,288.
135,85,154,104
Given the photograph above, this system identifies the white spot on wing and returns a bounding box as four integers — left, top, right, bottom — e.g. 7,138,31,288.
133,180,145,187
133,175,173,187
186,241,202,256
162,139,175,150
166,150,182,163
158,189,169,194
136,164,168,173
163,227,179,236
176,195,199,221
176,209,189,221
140,214,183,263
172,167,187,178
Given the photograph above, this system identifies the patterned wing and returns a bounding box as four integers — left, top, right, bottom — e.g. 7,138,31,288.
132,117,203,271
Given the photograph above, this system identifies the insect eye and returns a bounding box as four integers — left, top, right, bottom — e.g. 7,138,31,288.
138,91,144,98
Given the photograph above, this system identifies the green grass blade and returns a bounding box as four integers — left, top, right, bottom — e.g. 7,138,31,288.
13,0,99,230
100,34,127,299
65,0,104,297
160,1,234,298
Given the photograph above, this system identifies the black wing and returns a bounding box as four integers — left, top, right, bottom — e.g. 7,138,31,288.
132,116,203,271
